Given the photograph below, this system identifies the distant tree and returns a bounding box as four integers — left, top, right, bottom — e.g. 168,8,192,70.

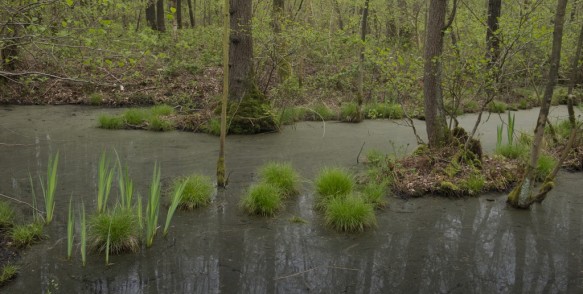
486,0,502,67
146,1,157,30
186,0,196,27
156,0,166,32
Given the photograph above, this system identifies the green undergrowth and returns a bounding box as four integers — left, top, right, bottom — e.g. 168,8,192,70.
98,105,175,131
364,103,404,119
11,222,44,248
173,174,214,210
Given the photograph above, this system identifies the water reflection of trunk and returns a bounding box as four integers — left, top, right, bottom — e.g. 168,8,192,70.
218,189,244,291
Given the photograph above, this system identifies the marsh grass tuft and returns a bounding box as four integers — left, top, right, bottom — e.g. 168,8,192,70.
361,182,388,209
289,216,308,224
164,181,186,236
98,115,124,129
535,154,557,182
40,152,59,224
0,201,15,228
80,203,87,267
0,264,18,285
488,100,508,113
11,222,44,248
258,162,300,198
89,207,140,254
241,183,282,216
148,116,174,131
314,168,354,209
97,152,114,214
67,196,74,259
324,196,376,232
115,152,134,210
340,102,360,122
145,163,162,247
175,174,214,210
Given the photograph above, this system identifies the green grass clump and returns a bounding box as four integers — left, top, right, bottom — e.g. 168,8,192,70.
0,264,18,285
361,182,388,208
340,102,361,122
147,116,174,131
11,222,44,248
0,202,14,228
258,162,300,197
463,100,480,113
150,104,174,116
315,168,354,208
289,216,308,224
203,118,221,135
459,174,485,196
495,144,529,159
89,207,140,254
365,149,384,166
364,103,403,119
306,103,335,121
122,109,148,125
278,107,307,125
174,174,214,210
98,115,124,129
324,196,376,232
535,154,557,182
241,183,282,216
488,100,507,113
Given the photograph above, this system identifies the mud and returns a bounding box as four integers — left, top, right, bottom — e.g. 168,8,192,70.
0,106,582,293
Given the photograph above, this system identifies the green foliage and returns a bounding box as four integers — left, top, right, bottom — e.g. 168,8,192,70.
288,216,308,224
164,181,186,237
241,183,282,216
463,100,480,113
459,174,485,196
40,152,59,224
324,196,376,232
203,118,221,135
361,182,388,208
115,153,134,210
535,154,557,182
123,109,148,125
495,144,529,159
97,152,114,214
89,92,103,105
305,103,335,121
98,115,124,129
314,168,354,209
80,204,87,267
0,202,15,228
150,104,174,116
488,101,508,113
148,115,175,131
67,197,74,259
258,162,300,197
0,264,18,285
364,103,404,119
278,107,307,125
89,207,140,254
339,102,360,122
174,174,214,210
145,163,162,247
365,149,384,166
11,222,44,248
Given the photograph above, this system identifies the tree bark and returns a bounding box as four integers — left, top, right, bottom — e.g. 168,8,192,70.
177,0,183,29
146,0,157,30
356,0,370,122
186,0,196,27
486,0,502,67
156,0,166,32
423,0,450,148
507,0,568,209
217,0,229,187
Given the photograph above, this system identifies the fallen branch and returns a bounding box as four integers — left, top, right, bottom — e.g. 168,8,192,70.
0,192,44,214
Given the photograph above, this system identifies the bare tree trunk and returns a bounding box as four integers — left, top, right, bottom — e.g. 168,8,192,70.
423,0,450,148
146,0,157,30
507,0,568,209
187,0,196,27
217,0,229,187
356,0,370,122
156,0,166,32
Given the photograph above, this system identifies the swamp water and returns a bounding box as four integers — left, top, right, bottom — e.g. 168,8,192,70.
0,105,582,293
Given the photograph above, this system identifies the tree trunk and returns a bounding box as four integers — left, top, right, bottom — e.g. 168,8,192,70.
486,0,502,67
332,0,344,30
272,0,290,81
423,0,450,148
177,0,183,29
187,0,196,27
228,0,278,134
217,0,229,187
156,0,166,32
146,0,157,30
356,0,370,122
507,0,568,209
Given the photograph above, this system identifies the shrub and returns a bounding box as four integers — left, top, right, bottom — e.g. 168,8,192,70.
11,222,44,248
314,168,354,209
535,154,557,182
175,174,214,210
89,207,140,254
258,162,300,197
488,100,507,113
325,196,376,232
241,183,282,216
0,202,14,228
98,115,124,129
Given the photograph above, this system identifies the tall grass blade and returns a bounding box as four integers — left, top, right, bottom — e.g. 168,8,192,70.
97,152,114,213
40,152,59,224
105,220,112,265
115,151,134,209
136,197,143,230
163,181,186,236
80,203,87,267
507,112,515,145
67,195,74,260
29,173,43,223
145,163,161,247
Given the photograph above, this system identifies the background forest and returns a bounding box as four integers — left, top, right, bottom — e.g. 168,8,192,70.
1,0,582,118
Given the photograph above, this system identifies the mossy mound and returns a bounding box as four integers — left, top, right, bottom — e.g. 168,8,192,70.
227,88,279,134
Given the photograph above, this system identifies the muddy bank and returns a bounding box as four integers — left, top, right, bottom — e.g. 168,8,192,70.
0,105,582,293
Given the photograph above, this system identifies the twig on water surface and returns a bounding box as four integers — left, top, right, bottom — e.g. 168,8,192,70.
356,141,366,164
0,143,34,147
0,192,45,214
274,265,361,281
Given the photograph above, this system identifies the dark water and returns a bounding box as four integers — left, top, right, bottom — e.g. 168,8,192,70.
0,106,582,293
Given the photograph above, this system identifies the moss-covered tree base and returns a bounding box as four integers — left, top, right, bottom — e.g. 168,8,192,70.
226,88,279,134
